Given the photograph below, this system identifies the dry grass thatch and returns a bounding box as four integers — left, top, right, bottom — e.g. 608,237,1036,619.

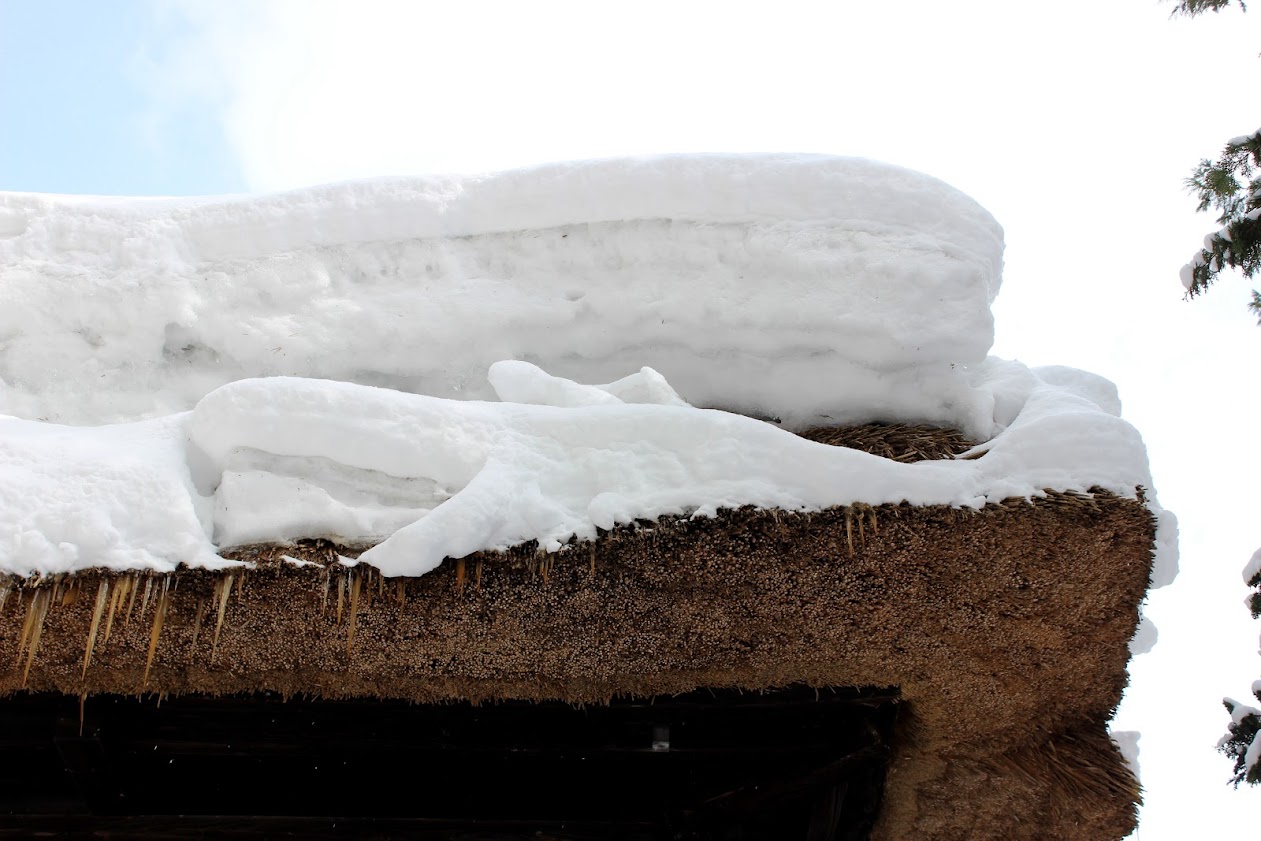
797,422,977,462
0,424,1154,840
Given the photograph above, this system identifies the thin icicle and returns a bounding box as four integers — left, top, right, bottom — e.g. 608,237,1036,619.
21,589,52,688
81,579,111,679
211,573,233,660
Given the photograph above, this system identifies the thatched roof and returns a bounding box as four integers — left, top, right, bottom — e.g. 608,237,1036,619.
0,425,1154,840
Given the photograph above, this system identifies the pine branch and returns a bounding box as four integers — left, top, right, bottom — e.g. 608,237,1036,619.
1182,131,1261,305
1169,0,1246,16
1221,696,1261,786
1222,564,1261,785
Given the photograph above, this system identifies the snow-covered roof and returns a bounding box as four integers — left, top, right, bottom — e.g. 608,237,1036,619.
0,154,1174,584
0,154,1003,428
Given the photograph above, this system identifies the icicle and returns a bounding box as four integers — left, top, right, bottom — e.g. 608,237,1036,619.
124,573,140,624
16,592,38,666
322,569,332,615
21,588,52,688
0,584,10,613
235,570,246,602
211,573,233,660
845,509,854,558
346,571,362,655
143,584,171,686
61,579,80,607
82,580,111,679
103,577,126,645
395,579,407,607
189,599,207,653
475,559,483,591
589,544,596,579
336,573,346,626
455,558,466,593
140,575,155,618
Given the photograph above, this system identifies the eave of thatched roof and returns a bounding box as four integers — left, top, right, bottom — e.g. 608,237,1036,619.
0,481,1153,841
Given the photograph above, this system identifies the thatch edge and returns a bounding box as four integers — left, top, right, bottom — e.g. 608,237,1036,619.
0,490,1155,841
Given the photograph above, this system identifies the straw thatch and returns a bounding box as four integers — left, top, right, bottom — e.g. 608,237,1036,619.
797,422,976,462
0,424,1154,840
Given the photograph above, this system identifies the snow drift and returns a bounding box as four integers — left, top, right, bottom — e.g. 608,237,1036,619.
0,154,1003,433
0,154,1174,588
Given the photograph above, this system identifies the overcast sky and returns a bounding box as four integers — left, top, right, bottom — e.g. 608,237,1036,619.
3,0,1261,835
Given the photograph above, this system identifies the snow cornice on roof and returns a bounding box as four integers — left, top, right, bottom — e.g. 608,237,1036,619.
0,155,1169,838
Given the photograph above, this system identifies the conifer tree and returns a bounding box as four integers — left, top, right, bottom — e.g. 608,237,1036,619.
1172,0,1261,320
1219,555,1261,786
1172,0,1245,13
1166,0,1261,787
1181,131,1261,319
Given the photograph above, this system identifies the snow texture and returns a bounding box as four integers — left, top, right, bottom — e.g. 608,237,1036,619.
179,362,1154,577
1110,730,1141,780
1129,615,1159,657
1244,546,1261,585
0,154,1004,435
0,154,1175,587
0,357,1172,581
1221,697,1261,777
0,414,224,575
1223,698,1261,731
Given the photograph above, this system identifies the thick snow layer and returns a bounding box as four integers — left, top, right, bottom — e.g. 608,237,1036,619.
0,414,223,575
0,358,1169,581
0,154,1005,435
487,361,688,408
0,155,1173,593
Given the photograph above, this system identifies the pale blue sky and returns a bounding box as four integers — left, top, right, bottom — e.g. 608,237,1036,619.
0,0,243,195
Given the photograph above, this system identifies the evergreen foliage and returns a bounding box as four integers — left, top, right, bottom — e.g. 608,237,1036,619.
1171,0,1246,13
1171,0,1261,319
1218,564,1261,785
1177,0,1261,789
1220,697,1261,786
1183,131,1261,320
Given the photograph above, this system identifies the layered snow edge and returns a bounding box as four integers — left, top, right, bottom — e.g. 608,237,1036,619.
0,154,1004,433
1,358,1175,585
0,154,1174,589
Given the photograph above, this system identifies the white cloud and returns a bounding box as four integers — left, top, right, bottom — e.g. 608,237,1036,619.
147,1,1261,194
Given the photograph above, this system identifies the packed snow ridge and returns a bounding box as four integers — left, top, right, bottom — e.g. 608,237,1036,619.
0,154,1176,588
0,154,1003,432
